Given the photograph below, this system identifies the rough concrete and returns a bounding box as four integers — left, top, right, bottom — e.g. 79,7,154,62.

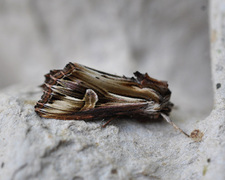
0,0,224,180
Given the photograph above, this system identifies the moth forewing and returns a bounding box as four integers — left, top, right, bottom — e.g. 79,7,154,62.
35,62,190,137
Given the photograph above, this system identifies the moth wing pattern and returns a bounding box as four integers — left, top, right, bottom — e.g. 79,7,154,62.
35,62,173,120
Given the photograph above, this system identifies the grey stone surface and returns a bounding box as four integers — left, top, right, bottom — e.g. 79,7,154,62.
0,86,210,180
1,0,224,180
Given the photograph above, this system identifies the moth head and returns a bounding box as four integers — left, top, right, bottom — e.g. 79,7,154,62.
134,71,171,97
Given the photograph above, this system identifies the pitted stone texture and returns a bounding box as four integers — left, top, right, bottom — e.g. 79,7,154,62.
0,88,206,180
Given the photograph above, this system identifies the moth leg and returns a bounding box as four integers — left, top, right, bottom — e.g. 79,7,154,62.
161,113,190,137
81,89,98,111
102,117,115,128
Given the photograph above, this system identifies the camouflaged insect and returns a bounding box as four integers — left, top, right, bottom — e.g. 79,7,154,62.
35,62,189,137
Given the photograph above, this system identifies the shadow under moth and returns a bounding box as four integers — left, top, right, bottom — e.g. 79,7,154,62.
35,62,190,137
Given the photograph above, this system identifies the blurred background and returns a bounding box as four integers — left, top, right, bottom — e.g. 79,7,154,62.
0,0,212,120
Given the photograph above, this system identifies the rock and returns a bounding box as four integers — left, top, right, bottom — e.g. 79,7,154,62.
0,86,206,180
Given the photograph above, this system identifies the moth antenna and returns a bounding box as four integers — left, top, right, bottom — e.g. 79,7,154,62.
161,113,190,137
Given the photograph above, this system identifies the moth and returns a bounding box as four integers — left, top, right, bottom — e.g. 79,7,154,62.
35,62,189,137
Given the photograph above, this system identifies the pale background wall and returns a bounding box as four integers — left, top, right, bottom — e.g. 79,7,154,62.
0,0,212,119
